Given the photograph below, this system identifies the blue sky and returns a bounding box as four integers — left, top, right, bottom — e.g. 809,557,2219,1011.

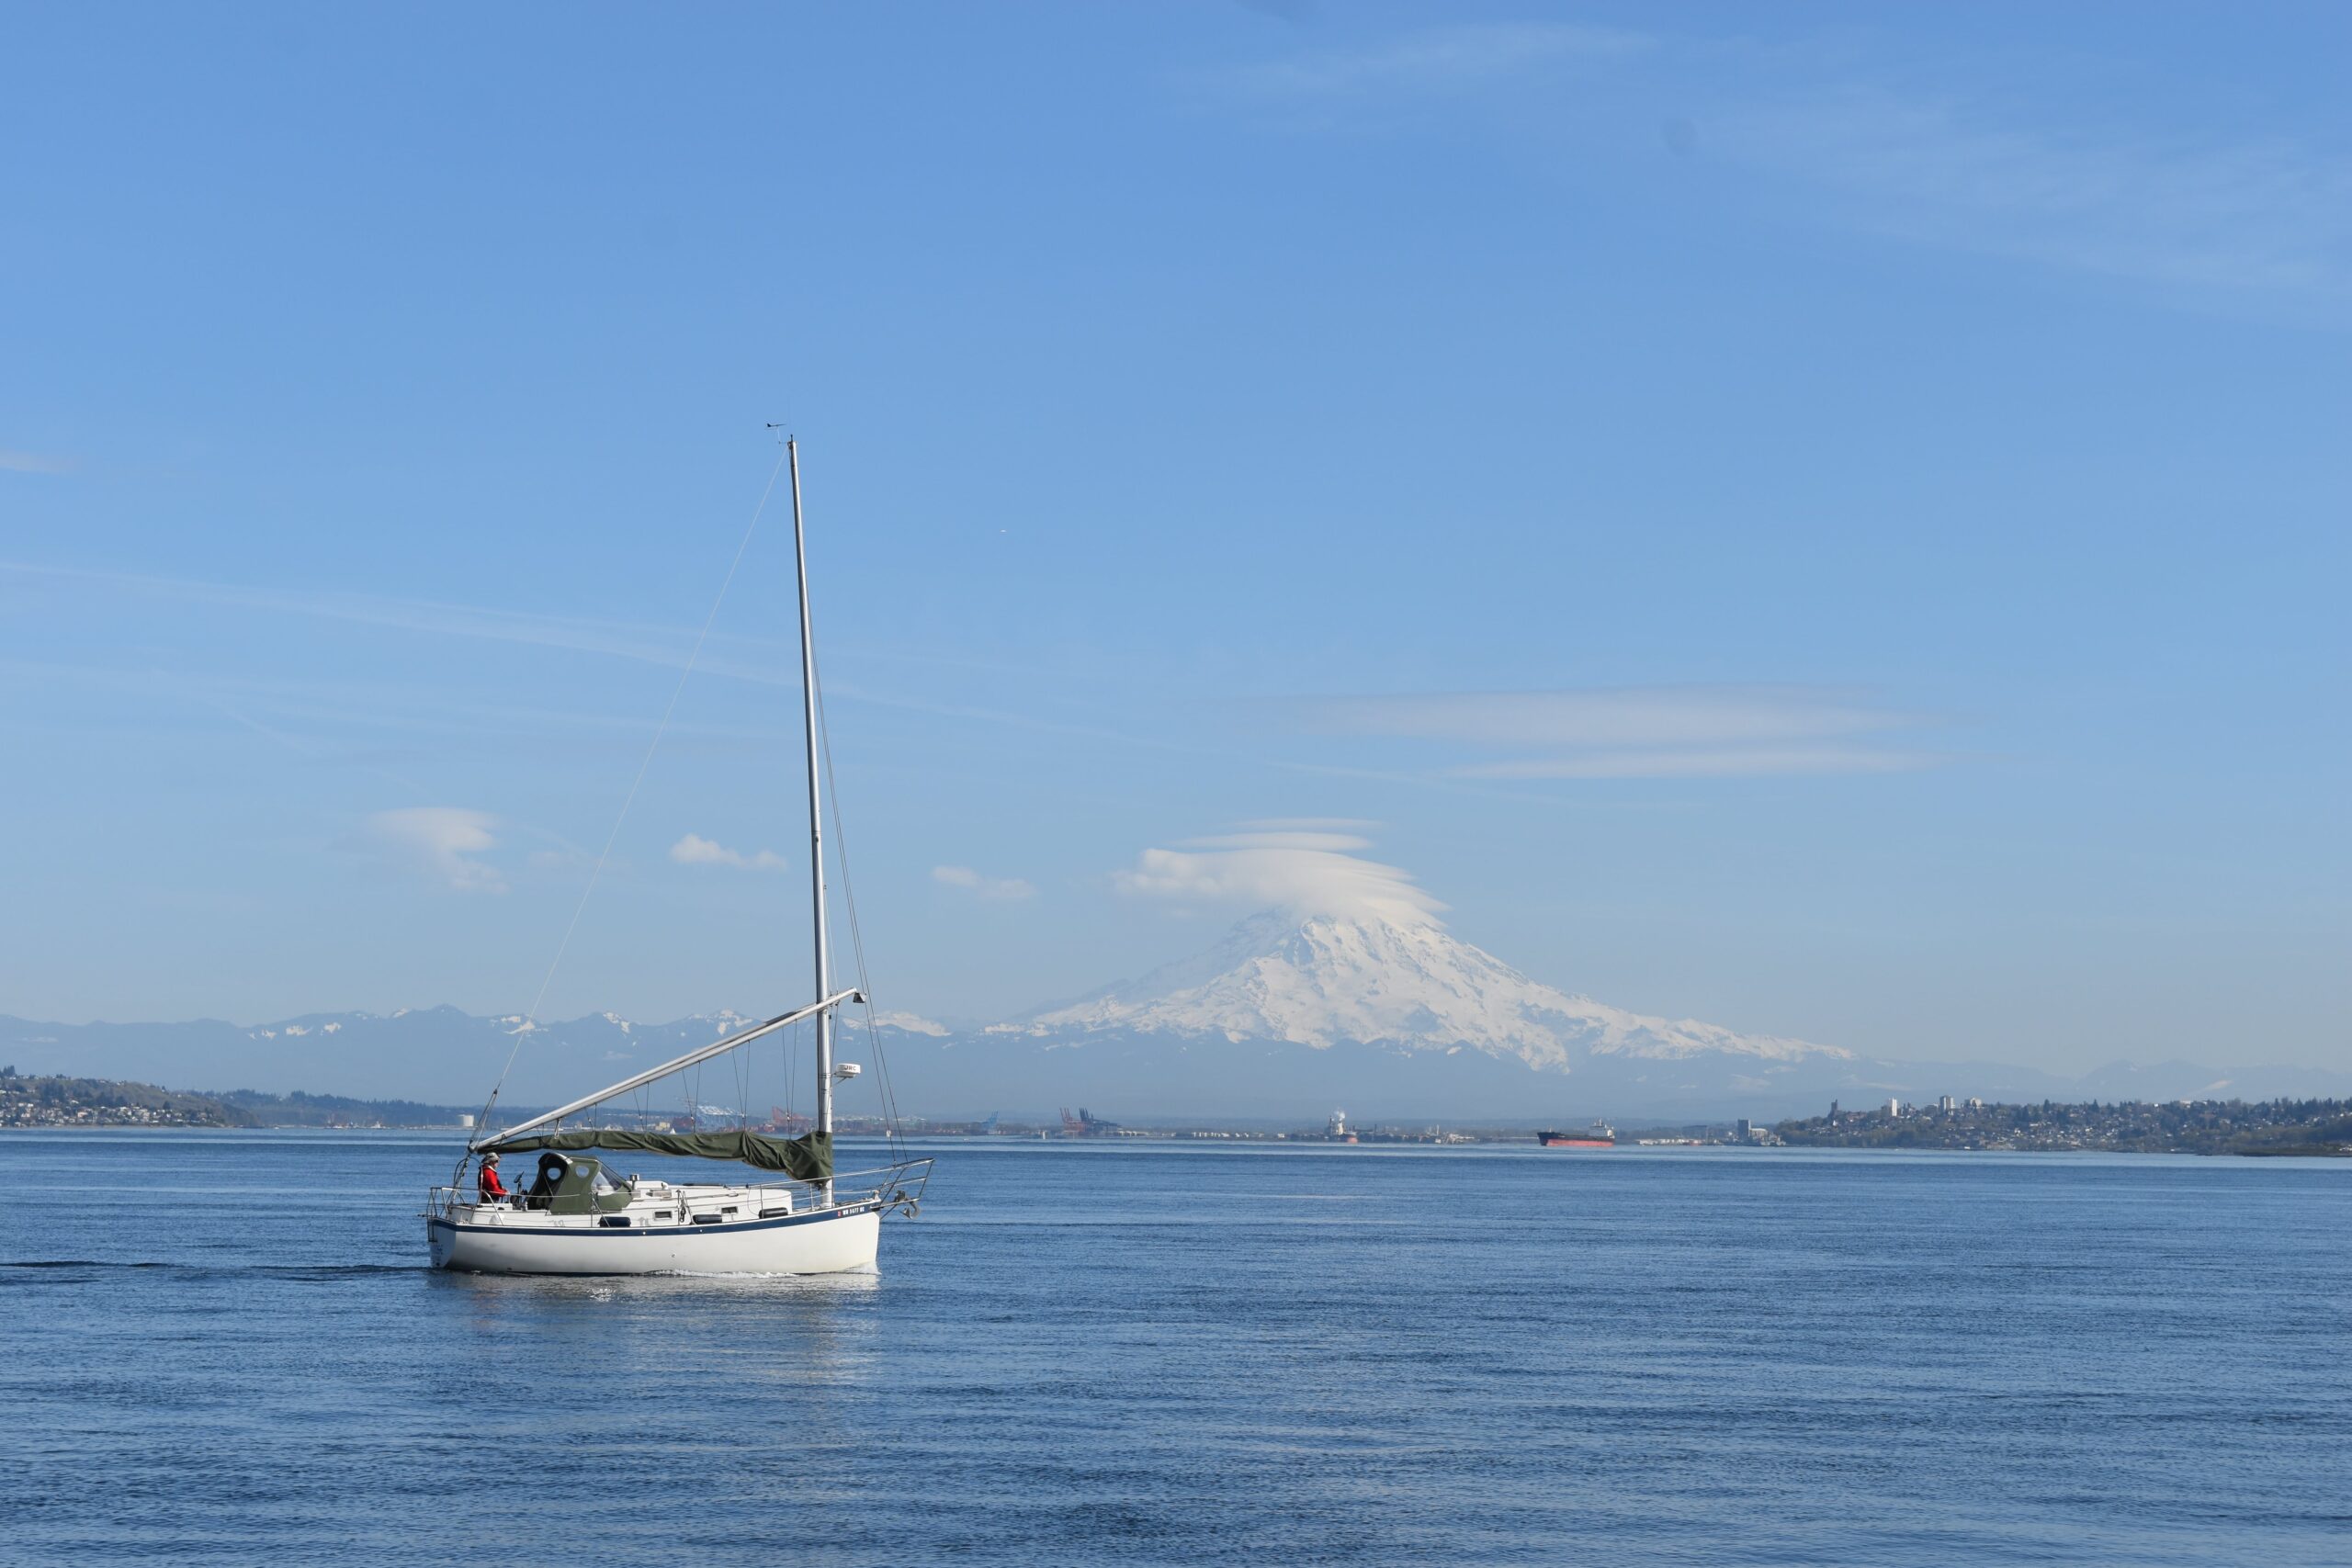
3,3,2345,1074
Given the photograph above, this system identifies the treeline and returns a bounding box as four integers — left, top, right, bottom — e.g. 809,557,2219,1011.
0,1067,477,1129
208,1088,473,1127
1775,1097,2352,1156
0,1066,254,1127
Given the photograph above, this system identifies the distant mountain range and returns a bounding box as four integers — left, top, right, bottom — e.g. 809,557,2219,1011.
6,908,2343,1120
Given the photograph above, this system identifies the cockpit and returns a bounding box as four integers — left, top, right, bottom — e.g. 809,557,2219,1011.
519,1152,635,1214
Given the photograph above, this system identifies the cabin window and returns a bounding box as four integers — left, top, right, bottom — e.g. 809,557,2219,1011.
720,1206,739,1216
653,1211,673,1221
598,1216,632,1228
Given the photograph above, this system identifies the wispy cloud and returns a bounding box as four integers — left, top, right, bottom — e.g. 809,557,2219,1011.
1180,829,1373,852
0,656,786,770
0,449,75,475
361,807,504,893
1716,89,2352,307
0,559,1069,694
1294,685,1946,780
933,864,1038,902
1215,24,2350,314
0,558,718,673
1457,746,1942,780
1304,686,1907,747
0,562,1214,757
670,834,788,873
1114,827,1443,929
1219,22,1649,101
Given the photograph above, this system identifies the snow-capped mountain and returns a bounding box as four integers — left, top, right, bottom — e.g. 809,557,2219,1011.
996,909,1846,1074
9,912,2344,1118
0,1004,954,1109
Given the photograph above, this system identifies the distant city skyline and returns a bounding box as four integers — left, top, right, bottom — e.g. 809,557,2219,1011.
3,4,2345,1074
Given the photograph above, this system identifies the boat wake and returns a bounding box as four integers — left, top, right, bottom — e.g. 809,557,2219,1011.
1,1260,420,1276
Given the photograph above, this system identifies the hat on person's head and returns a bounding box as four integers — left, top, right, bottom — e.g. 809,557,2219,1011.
481,1152,499,1163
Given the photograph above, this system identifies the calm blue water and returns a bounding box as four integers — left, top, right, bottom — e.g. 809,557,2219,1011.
0,1133,2346,1565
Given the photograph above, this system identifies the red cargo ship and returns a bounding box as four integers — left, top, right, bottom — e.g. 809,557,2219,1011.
1536,1121,1617,1148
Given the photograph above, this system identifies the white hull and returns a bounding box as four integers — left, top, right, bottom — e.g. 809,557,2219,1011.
427,1198,881,1276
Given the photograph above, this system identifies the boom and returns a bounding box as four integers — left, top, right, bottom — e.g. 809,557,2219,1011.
470,987,860,1151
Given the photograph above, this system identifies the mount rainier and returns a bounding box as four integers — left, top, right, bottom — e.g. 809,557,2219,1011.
999,909,1840,1072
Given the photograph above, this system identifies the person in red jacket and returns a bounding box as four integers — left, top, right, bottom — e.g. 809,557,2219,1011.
477,1151,509,1205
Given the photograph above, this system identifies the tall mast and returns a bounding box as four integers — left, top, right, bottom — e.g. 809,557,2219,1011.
787,438,835,1148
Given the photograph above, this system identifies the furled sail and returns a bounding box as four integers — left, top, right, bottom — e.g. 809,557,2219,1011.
478,1127,833,1181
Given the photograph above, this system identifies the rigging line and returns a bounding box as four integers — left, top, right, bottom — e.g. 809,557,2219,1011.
786,1017,802,1120
812,663,908,1163
481,443,793,1122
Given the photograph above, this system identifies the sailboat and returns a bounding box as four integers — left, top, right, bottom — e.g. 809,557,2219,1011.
423,439,931,1275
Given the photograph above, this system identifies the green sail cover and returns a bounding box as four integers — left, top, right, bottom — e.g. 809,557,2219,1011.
482,1128,832,1181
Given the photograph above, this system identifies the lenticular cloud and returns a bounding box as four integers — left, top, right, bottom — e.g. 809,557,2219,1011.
1113,828,1446,930
366,807,504,893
